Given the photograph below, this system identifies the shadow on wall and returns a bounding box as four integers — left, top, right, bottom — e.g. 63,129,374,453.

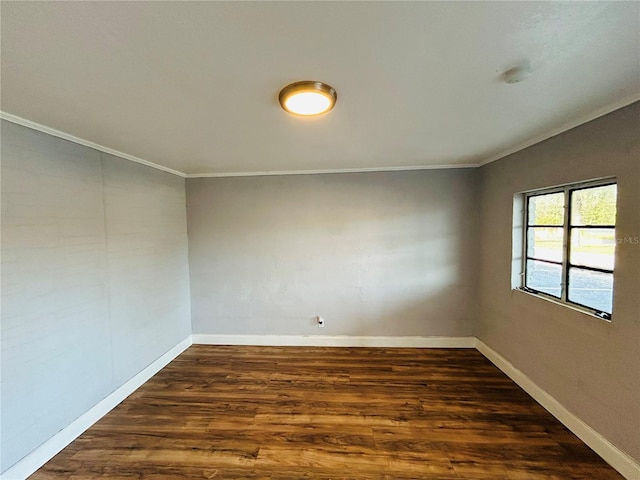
187,170,479,337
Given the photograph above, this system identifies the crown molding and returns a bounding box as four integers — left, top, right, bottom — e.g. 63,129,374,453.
477,93,640,167
4,94,638,178
0,112,477,177
0,111,186,178
185,164,479,178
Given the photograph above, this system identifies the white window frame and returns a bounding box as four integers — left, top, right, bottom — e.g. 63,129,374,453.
521,178,616,320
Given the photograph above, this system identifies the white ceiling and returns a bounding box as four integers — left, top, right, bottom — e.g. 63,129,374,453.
1,1,639,177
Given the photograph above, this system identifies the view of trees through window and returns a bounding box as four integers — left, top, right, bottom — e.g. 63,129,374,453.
524,182,616,317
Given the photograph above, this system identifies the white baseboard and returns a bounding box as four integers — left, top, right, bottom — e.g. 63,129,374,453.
191,334,476,348
475,339,640,480
0,336,193,480
4,335,637,480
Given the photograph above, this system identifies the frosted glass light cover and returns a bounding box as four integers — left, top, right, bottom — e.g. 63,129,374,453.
284,92,332,115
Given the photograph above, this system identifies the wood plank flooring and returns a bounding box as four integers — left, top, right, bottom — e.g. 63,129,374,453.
32,346,623,479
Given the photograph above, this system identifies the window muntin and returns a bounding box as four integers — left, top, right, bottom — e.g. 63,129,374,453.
523,181,616,319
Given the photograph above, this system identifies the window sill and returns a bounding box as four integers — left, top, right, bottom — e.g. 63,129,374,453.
513,287,612,323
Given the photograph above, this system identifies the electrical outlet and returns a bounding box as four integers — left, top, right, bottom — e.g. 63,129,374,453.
317,316,325,328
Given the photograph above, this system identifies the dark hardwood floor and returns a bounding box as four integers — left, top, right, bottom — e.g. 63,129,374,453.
32,346,623,479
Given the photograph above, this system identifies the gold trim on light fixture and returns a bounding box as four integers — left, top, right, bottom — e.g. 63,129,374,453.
278,81,337,116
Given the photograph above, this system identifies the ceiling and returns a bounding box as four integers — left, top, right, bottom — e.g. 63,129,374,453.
1,1,639,177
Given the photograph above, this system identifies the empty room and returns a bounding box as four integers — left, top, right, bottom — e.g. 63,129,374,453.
1,1,639,479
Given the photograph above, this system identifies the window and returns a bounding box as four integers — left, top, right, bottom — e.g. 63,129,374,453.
522,180,617,320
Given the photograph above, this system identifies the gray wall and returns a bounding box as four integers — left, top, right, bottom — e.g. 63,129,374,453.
477,102,640,461
0,121,192,472
3,102,638,472
187,170,478,337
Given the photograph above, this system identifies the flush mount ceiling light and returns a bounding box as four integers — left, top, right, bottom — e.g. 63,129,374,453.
278,81,337,116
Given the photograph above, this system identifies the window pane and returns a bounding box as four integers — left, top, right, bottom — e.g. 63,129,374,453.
527,227,564,263
526,260,562,298
570,228,615,270
528,192,564,226
568,268,613,314
571,184,617,226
